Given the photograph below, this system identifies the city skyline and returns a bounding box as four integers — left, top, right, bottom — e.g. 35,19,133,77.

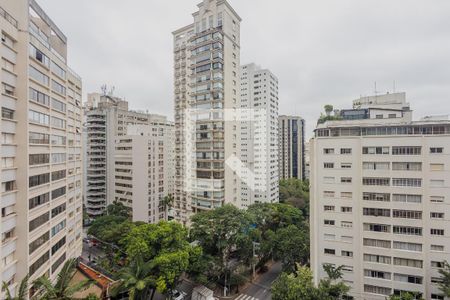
36,0,450,136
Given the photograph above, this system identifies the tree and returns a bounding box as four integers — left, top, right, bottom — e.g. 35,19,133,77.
279,179,310,217
2,275,29,300
121,221,198,294
387,292,423,300
110,256,157,300
438,260,450,297
272,264,349,300
324,104,333,116
272,225,309,272
106,201,131,218
32,259,91,300
87,215,133,246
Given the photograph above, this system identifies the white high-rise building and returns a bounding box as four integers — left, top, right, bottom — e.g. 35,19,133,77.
173,0,241,224
84,93,174,220
279,115,306,180
239,63,279,207
310,92,450,300
1,0,83,296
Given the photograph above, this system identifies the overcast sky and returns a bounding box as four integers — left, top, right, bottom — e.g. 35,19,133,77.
37,0,450,137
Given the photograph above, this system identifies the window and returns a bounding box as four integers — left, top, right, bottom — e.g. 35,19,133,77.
340,148,352,154
431,261,444,268
29,193,50,209
29,212,49,232
431,212,444,219
29,87,50,106
394,273,422,284
341,192,352,198
392,210,422,219
1,157,14,168
2,180,16,192
364,270,391,280
341,177,352,183
323,177,335,184
323,163,334,169
364,285,391,296
341,221,353,228
28,110,49,125
431,245,444,252
392,194,422,203
430,163,444,171
52,186,66,199
29,44,49,67
341,163,352,169
430,180,445,187
364,223,390,233
363,162,390,170
363,208,390,217
376,114,383,119
29,66,49,85
431,229,444,236
392,146,421,155
430,196,445,203
29,231,49,254
364,254,391,264
51,80,66,95
29,173,50,188
51,116,66,129
2,108,14,119
394,257,423,268
430,147,443,154
29,251,49,276
324,219,335,226
393,241,422,252
51,203,66,218
324,205,335,211
51,135,66,146
29,132,49,144
50,61,66,79
52,252,66,274
51,219,66,236
363,192,390,202
392,178,422,187
51,98,66,112
363,177,390,186
341,207,352,213
392,162,422,171
29,153,49,165
51,153,66,164
2,83,15,96
324,248,335,255
51,237,66,255
431,294,444,300
323,148,334,154
362,146,389,154
364,238,391,249
341,250,353,257
393,226,422,236
323,191,335,198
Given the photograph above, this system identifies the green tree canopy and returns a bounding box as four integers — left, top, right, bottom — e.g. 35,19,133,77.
438,261,450,297
106,201,131,218
87,215,133,247
279,179,310,217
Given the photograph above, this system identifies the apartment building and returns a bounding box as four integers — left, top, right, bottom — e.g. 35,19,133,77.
1,0,83,296
310,92,450,300
84,93,174,219
279,115,305,180
239,63,279,207
173,0,241,224
114,124,174,223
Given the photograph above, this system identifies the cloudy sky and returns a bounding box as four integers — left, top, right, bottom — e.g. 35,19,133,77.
38,0,450,136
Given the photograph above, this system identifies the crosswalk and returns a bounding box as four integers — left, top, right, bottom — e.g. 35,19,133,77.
235,294,259,300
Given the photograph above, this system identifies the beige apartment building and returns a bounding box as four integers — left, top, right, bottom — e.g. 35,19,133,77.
310,92,450,300
84,93,174,220
279,115,306,180
1,0,83,297
173,0,241,224
239,63,279,207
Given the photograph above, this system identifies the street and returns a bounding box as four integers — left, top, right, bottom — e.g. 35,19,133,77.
236,261,282,300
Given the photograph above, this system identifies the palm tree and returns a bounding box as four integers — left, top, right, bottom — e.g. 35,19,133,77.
110,256,157,300
32,258,91,300
2,275,29,300
438,261,450,297
159,194,174,221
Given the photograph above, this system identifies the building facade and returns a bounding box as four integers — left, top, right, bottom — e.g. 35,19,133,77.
1,0,83,296
239,63,279,207
279,115,305,180
173,0,241,224
310,93,450,300
84,94,174,220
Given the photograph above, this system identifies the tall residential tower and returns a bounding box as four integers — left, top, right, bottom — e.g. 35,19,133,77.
173,0,241,224
310,92,450,300
279,115,305,180
239,63,279,207
1,0,83,296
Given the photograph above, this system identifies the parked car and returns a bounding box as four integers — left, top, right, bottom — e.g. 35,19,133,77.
171,289,187,300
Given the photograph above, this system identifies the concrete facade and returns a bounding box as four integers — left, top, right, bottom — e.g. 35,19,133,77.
310,93,450,300
1,0,83,296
